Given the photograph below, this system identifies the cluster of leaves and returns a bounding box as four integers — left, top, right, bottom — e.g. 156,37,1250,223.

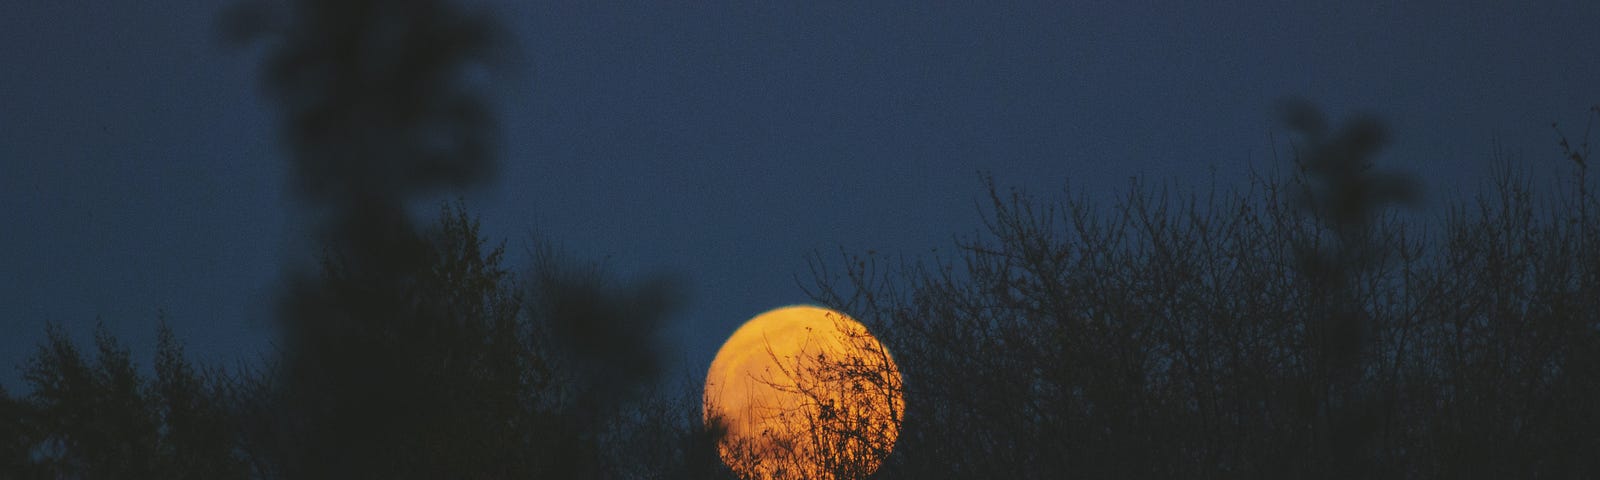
805,106,1600,479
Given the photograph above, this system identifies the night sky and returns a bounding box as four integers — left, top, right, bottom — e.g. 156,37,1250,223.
3,0,1597,390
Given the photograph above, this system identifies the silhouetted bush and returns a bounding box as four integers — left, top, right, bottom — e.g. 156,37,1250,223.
0,203,705,479
7,322,246,479
806,105,1600,479
7,108,1596,477
710,313,904,480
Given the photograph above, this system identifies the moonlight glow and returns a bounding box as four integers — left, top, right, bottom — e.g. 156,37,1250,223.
704,305,904,480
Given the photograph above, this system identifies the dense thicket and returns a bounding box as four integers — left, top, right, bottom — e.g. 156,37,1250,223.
5,121,1597,478
804,107,1600,479
3,323,246,479
0,205,720,479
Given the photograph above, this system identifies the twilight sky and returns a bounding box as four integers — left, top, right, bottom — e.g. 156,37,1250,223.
2,0,1597,389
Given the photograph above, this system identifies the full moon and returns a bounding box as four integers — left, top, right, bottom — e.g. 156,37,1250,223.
704,305,904,480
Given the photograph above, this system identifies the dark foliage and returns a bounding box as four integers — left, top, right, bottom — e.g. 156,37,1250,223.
3,0,1594,475
5,322,246,479
5,102,1595,477
805,105,1600,479
223,0,502,207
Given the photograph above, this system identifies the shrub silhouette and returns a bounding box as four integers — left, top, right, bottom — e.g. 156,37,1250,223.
8,322,246,479
805,104,1600,479
708,313,904,480
3,205,697,479
6,105,1596,476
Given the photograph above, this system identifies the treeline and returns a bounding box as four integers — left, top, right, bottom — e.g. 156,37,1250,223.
0,204,719,479
5,107,1596,479
805,106,1600,478
3,0,1596,475
2,0,728,477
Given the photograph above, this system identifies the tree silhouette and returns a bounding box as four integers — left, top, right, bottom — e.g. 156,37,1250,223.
243,203,560,478
709,313,903,480
23,324,163,477
1277,99,1420,478
0,384,37,477
5,0,1596,474
7,322,245,479
217,0,695,476
805,104,1600,479
219,0,548,476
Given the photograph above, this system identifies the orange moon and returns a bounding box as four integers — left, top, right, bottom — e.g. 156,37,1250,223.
703,305,904,480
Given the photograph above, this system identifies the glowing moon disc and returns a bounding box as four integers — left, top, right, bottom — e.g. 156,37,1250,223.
704,305,904,480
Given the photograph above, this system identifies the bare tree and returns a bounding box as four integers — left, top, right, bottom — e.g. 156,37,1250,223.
706,313,904,480
805,105,1600,479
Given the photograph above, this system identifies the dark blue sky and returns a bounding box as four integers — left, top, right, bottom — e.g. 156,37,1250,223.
3,1,1597,389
